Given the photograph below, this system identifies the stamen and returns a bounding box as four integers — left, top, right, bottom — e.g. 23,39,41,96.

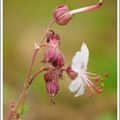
86,80,95,94
85,71,98,76
87,76,98,79
81,75,95,94
86,78,95,87
95,87,103,94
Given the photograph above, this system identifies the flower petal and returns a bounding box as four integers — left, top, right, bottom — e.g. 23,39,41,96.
71,42,89,73
75,83,84,97
68,76,82,92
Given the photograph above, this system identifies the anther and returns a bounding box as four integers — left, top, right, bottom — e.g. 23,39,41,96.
104,72,109,77
95,77,100,82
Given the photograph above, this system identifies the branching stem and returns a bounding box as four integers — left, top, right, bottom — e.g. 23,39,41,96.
7,19,55,120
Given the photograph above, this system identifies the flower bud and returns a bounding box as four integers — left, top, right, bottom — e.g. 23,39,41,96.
44,48,65,68
53,1,103,26
52,52,65,68
44,48,58,63
46,81,59,96
44,70,58,82
66,65,78,79
53,4,73,26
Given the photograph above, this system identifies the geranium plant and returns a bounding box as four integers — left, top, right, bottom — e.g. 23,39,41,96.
7,1,109,120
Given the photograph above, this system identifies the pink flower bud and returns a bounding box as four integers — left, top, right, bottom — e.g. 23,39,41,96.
51,52,65,68
44,48,65,68
53,4,73,25
53,1,102,26
46,81,59,96
66,65,78,79
44,70,58,82
44,48,58,63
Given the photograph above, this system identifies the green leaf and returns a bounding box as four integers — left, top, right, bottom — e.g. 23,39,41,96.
20,105,29,115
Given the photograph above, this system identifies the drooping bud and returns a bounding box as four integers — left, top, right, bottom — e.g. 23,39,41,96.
66,65,78,79
53,4,73,25
51,52,65,68
44,48,58,63
46,81,59,97
44,48,65,68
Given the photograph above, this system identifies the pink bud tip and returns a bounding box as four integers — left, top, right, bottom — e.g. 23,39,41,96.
46,30,60,43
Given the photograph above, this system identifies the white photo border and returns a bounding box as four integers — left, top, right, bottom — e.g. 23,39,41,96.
1,0,119,120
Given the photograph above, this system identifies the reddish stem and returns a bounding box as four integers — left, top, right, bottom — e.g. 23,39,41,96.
7,110,14,120
7,19,55,120
29,67,49,86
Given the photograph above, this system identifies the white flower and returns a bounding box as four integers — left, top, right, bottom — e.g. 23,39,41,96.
68,43,104,97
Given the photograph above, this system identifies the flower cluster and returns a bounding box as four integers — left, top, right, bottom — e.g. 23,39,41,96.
8,1,109,120
42,30,65,103
38,0,108,103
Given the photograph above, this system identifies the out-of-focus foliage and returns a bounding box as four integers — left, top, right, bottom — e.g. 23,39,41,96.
3,0,117,120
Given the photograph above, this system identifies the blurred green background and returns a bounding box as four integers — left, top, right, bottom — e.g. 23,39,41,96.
3,0,117,120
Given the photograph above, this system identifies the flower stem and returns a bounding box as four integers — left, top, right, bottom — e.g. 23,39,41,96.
7,19,55,120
